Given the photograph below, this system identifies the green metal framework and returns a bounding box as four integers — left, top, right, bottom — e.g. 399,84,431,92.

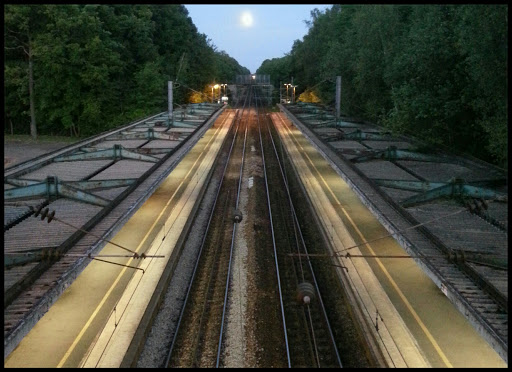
4,176,136,207
373,178,507,207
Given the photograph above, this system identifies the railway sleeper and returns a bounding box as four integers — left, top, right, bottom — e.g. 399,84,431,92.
448,283,483,294
484,313,508,321
489,322,508,330
455,290,489,298
463,293,496,300
436,269,469,278
488,321,508,330
457,289,487,295
472,304,500,313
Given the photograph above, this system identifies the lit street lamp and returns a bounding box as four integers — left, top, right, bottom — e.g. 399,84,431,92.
211,84,220,103
292,85,298,104
284,83,291,103
220,84,228,104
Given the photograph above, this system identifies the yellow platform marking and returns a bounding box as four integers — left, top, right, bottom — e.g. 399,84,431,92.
278,114,453,368
57,114,230,367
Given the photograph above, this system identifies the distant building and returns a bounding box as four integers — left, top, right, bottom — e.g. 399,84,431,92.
235,74,270,85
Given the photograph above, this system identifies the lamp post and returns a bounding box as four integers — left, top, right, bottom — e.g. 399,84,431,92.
284,83,291,103
211,84,220,103
292,85,297,104
221,84,228,103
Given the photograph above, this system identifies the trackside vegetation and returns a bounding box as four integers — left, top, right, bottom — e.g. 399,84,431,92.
4,4,249,139
257,5,507,168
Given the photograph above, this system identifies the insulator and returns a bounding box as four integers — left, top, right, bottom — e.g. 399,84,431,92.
47,210,55,223
473,199,483,213
233,209,243,223
457,250,465,263
479,198,488,210
33,205,44,217
467,202,476,214
297,282,315,305
450,250,465,263
40,208,50,220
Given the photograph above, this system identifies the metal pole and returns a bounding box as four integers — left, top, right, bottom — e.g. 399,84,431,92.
279,81,282,104
336,76,341,124
168,81,173,122
291,77,294,103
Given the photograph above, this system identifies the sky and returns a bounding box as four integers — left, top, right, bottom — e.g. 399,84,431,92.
185,4,332,74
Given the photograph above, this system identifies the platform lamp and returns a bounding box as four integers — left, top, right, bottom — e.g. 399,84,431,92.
215,84,220,103
284,83,291,103
292,85,298,104
210,84,219,103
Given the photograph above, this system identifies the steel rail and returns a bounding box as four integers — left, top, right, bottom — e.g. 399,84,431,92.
254,92,292,368
279,104,508,356
164,109,241,367
266,104,343,367
216,85,252,367
166,92,251,368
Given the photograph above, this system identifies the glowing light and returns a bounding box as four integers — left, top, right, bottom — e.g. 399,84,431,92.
240,11,253,28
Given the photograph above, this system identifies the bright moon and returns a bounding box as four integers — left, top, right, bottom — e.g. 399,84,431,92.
240,11,253,28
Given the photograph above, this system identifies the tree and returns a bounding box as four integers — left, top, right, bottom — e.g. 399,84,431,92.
259,4,507,168
4,5,47,139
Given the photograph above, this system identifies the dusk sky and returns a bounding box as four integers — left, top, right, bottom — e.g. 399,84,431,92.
185,4,332,74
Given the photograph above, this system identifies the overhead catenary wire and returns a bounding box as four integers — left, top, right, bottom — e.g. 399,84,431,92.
4,204,140,256
289,207,471,259
272,111,425,366
176,82,215,101
5,205,165,273
26,205,139,255
266,97,343,367
296,77,332,96
86,111,236,367
271,108,402,366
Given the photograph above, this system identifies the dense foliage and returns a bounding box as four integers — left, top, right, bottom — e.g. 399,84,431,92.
256,5,507,168
4,4,249,138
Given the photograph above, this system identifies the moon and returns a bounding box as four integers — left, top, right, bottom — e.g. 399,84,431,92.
240,11,253,28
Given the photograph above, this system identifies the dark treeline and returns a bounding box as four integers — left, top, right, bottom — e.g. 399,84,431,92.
4,4,249,138
257,5,507,168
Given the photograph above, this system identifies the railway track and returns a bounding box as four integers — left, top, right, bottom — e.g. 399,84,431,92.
256,91,342,368
5,83,505,367
165,87,354,368
279,103,508,362
166,90,251,368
